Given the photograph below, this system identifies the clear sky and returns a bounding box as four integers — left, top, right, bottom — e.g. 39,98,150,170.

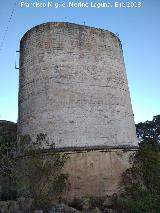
0,0,160,124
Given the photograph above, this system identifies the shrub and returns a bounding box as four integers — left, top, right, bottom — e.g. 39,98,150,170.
118,115,160,213
16,133,70,209
0,121,17,200
0,128,69,209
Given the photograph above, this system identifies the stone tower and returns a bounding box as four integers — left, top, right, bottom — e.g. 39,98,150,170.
18,22,138,198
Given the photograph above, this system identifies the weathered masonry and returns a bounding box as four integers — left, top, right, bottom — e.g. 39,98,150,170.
18,22,138,198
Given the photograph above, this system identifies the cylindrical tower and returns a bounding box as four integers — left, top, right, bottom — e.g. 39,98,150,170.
18,22,137,150
18,22,138,198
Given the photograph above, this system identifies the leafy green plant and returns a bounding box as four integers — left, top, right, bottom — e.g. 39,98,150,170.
16,133,69,209
118,115,160,213
0,124,69,208
0,121,17,200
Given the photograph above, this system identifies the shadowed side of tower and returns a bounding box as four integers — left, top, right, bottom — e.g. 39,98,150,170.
18,22,138,199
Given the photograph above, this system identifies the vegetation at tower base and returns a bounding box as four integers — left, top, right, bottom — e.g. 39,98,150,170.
0,120,17,200
117,115,160,213
16,133,70,209
0,116,160,212
0,127,69,210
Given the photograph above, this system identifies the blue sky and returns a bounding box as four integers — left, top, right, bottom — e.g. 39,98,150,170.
0,0,160,124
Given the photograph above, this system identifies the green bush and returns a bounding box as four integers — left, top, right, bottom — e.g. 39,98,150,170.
119,115,160,213
0,126,69,208
0,121,17,200
16,133,70,209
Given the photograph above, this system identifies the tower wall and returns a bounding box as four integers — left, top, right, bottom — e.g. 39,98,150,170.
18,22,137,149
18,23,138,199
62,148,136,199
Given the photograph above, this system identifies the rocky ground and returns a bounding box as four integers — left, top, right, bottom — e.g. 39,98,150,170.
0,195,121,213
